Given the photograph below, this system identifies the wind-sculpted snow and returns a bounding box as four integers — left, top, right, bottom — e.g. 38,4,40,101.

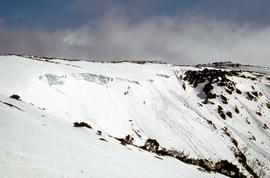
0,55,270,178
42,74,66,86
41,73,113,86
71,73,113,85
41,72,140,86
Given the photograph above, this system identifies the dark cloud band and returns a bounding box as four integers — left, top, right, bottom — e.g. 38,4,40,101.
1,15,270,67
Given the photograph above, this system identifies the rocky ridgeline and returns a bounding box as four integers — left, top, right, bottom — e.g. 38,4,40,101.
183,68,239,88
183,68,240,103
183,68,270,120
182,68,270,177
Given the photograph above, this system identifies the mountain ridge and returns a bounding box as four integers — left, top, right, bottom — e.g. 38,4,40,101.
0,55,269,177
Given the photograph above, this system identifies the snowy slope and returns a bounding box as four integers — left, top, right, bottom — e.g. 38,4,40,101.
0,94,222,178
0,55,269,177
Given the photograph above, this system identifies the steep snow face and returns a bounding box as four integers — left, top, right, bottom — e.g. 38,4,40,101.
1,95,223,178
0,55,269,177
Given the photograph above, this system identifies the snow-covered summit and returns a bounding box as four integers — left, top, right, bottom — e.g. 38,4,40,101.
0,55,269,177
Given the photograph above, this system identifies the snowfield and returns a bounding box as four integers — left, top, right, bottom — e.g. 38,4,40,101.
0,55,269,177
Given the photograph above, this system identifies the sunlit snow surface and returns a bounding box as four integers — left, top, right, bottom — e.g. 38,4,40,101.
0,55,269,177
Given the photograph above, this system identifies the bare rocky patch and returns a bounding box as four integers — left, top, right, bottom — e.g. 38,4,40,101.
183,68,241,104
73,122,92,129
10,94,21,101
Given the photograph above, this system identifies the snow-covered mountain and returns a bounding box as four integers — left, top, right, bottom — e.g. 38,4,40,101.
0,54,269,178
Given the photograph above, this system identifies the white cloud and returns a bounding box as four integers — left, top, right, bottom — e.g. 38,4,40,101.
1,15,270,67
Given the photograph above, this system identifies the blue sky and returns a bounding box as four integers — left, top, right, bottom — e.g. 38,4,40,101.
1,0,270,66
2,0,270,27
